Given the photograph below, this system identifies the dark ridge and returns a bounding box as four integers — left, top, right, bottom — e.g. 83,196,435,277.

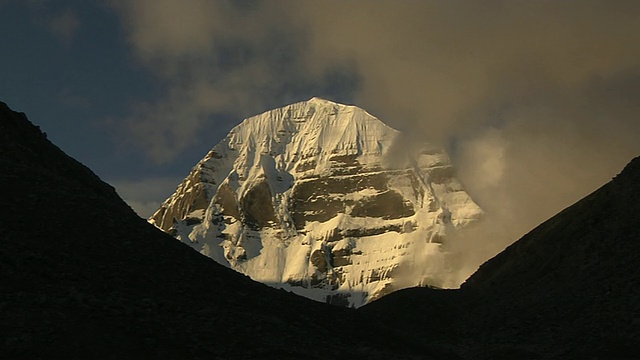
464,156,640,292
363,155,640,358
4,99,639,359
0,102,434,359
460,155,640,358
0,101,127,207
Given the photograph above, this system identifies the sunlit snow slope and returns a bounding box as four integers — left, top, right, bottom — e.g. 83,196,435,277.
150,98,483,307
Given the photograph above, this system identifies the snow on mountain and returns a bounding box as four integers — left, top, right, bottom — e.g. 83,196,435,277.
150,97,483,307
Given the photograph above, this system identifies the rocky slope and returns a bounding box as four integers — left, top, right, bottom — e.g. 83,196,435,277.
150,97,483,307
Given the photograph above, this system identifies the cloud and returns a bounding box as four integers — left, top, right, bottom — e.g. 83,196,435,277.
457,129,507,191
49,9,79,44
291,1,640,134
288,1,640,280
110,0,360,164
15,1,81,45
111,1,640,281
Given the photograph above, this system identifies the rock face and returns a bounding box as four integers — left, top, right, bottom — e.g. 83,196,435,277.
151,97,483,307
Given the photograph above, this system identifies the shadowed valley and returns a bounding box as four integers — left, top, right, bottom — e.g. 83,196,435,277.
2,101,639,359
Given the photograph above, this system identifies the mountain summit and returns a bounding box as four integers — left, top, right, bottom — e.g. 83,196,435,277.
151,98,483,306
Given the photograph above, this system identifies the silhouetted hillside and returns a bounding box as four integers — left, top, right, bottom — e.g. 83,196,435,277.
0,102,428,359
3,100,639,359
462,155,640,358
364,155,640,358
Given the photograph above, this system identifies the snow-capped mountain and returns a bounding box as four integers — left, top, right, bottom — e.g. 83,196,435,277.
150,97,483,307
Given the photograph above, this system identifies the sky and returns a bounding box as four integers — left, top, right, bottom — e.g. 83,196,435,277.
1,1,640,254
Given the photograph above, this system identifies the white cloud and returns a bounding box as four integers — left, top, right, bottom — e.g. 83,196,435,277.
458,129,507,191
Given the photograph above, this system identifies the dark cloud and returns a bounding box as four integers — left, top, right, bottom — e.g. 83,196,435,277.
111,1,640,279
110,0,361,164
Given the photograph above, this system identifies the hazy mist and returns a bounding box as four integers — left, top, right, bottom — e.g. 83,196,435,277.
110,0,640,282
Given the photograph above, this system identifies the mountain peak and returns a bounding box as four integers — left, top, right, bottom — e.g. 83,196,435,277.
225,97,396,163
308,96,335,103
306,96,351,106
151,100,483,307
1,100,416,359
